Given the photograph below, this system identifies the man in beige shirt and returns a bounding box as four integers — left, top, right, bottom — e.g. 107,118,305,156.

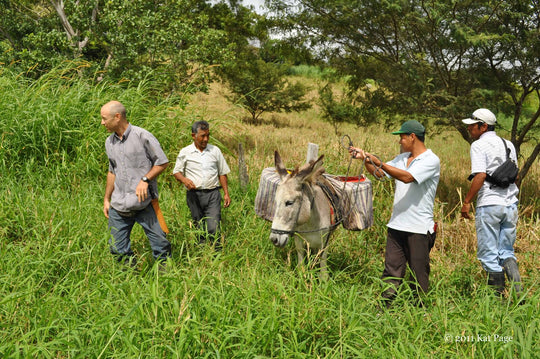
173,121,230,250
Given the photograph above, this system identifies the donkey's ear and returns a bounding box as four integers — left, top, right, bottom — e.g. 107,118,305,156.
313,155,324,169
298,155,324,182
275,151,289,178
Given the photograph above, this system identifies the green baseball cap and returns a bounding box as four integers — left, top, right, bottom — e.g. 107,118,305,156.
391,120,425,136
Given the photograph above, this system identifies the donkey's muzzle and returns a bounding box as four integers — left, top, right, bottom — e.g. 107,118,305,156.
269,228,292,247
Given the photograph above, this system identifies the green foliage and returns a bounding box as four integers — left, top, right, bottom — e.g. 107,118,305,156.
288,65,336,79
319,84,364,132
0,0,240,92
98,0,233,92
219,57,312,122
0,61,189,179
269,0,540,182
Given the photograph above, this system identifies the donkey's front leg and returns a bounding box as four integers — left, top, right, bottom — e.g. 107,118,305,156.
294,236,305,267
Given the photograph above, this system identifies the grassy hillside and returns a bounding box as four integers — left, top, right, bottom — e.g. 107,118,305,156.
1,68,539,357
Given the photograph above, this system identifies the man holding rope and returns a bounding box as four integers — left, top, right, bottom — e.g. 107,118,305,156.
349,120,440,307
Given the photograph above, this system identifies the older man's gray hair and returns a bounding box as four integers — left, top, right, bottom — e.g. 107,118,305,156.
192,120,210,134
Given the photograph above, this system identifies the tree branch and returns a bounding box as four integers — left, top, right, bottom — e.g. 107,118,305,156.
50,0,77,41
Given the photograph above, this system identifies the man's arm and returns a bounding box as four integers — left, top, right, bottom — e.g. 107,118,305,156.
349,147,415,183
219,174,231,208
461,172,486,219
136,163,169,202
173,171,196,190
104,171,115,218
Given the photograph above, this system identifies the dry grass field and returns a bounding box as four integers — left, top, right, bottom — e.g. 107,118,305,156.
184,80,540,295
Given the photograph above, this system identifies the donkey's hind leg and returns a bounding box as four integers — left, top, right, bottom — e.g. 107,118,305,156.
319,248,328,281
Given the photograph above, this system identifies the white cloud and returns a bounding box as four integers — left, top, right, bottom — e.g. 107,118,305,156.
243,0,265,13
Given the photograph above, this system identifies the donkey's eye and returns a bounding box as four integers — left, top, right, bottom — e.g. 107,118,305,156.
285,200,294,206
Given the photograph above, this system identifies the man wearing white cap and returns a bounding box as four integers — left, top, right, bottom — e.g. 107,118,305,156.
461,108,522,297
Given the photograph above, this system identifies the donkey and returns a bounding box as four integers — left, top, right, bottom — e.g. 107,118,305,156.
269,151,338,280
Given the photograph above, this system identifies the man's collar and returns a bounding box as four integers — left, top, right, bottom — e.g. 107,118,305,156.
114,123,132,142
479,131,496,139
190,142,209,153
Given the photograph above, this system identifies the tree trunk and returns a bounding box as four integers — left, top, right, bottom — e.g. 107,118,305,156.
50,0,76,42
516,142,540,187
50,0,99,55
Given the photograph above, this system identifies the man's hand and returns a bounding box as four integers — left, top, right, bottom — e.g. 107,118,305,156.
223,193,231,208
173,172,196,190
136,180,149,202
349,146,366,160
103,199,111,218
461,202,472,219
182,178,196,190
461,173,485,219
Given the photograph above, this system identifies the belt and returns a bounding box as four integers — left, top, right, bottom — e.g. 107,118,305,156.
112,207,142,218
192,187,220,193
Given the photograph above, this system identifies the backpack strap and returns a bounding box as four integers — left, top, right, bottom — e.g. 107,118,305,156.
500,137,510,160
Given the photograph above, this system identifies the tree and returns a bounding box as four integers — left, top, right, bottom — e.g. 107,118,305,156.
0,0,238,93
267,0,539,183
212,1,312,122
219,56,312,122
50,0,98,56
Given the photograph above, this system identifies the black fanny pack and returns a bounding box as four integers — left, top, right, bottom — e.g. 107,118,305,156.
468,137,518,189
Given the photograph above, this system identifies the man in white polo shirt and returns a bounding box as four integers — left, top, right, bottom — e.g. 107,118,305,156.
349,120,440,307
461,108,522,297
173,121,231,250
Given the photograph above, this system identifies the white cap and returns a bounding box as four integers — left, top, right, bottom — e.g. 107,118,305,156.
462,108,497,125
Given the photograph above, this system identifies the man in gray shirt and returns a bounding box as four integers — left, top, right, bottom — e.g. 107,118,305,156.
101,101,171,266
173,120,230,250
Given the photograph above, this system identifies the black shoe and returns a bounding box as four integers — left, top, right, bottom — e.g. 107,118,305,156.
487,272,505,297
503,258,523,294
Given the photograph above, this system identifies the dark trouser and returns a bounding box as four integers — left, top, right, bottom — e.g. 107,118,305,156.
186,188,222,245
108,205,171,261
382,228,436,300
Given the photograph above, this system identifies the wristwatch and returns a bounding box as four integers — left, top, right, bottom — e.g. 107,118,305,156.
142,176,150,183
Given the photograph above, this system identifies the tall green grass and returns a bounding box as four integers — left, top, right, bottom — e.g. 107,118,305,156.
1,65,539,357
288,65,337,79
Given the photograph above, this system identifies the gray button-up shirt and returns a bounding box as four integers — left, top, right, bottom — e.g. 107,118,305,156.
105,124,168,212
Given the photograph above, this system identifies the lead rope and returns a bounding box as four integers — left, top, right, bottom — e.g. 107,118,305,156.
340,134,387,183
340,134,387,263
272,136,386,236
295,134,388,234
335,135,385,235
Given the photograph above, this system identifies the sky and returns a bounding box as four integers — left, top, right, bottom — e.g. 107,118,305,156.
242,0,265,13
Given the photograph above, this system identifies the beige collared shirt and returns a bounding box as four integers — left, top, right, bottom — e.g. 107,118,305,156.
173,143,230,190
